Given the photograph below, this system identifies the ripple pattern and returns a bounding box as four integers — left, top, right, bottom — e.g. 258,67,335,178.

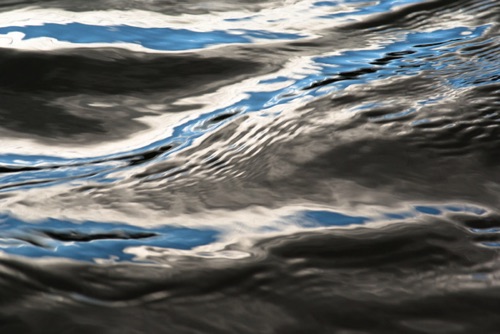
0,0,499,332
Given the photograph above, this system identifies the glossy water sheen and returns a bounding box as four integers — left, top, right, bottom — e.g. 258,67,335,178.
0,0,499,333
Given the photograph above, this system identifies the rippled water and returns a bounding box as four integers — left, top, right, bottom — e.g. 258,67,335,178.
0,0,499,332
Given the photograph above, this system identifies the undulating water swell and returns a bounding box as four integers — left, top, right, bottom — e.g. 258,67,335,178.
0,0,499,333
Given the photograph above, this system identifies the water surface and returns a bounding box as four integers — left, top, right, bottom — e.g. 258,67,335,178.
0,0,499,333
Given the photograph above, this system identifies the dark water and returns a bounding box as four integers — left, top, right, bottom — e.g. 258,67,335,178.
0,0,499,333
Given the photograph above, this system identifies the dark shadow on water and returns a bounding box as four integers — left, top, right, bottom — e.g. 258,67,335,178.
0,48,266,142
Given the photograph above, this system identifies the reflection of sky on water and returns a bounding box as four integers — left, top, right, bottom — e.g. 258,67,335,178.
294,204,487,228
0,23,491,192
0,0,497,263
0,215,218,262
314,0,425,18
297,211,371,227
0,203,488,263
0,23,303,51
